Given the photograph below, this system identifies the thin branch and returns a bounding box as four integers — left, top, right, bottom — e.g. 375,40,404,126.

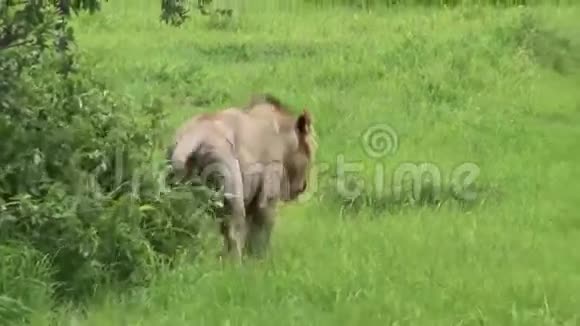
0,38,34,51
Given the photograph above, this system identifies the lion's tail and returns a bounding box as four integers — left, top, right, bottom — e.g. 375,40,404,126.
170,134,203,173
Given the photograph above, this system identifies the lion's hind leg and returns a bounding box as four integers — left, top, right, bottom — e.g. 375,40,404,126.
215,156,248,264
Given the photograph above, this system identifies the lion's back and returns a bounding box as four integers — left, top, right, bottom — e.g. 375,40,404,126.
172,107,287,167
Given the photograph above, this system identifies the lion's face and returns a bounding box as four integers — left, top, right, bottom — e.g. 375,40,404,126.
283,110,316,201
285,148,310,200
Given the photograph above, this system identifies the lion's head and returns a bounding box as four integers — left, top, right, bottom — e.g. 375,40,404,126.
245,94,318,202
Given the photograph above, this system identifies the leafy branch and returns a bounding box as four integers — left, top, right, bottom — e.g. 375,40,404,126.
160,0,233,27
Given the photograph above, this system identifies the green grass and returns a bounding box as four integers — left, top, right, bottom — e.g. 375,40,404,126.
29,1,580,325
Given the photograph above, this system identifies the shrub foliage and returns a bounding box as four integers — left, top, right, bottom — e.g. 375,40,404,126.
0,1,216,318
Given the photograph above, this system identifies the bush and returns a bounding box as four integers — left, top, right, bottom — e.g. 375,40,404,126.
0,2,217,306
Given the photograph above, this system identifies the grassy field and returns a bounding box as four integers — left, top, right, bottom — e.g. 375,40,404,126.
29,1,580,325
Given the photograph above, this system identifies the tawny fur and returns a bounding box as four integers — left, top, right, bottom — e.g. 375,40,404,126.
167,94,317,262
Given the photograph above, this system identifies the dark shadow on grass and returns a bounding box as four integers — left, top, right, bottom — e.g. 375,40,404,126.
496,10,580,76
192,41,326,64
318,176,503,218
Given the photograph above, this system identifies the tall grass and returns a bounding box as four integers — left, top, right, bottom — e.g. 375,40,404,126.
4,0,580,324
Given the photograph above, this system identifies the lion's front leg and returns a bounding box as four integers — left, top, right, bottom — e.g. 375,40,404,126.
245,163,283,258
245,204,276,259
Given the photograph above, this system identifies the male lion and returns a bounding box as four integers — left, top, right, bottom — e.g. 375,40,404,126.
167,94,317,263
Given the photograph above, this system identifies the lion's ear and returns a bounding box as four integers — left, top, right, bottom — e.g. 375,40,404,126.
296,109,311,135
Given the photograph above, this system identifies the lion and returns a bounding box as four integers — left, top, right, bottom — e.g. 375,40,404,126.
166,94,317,263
